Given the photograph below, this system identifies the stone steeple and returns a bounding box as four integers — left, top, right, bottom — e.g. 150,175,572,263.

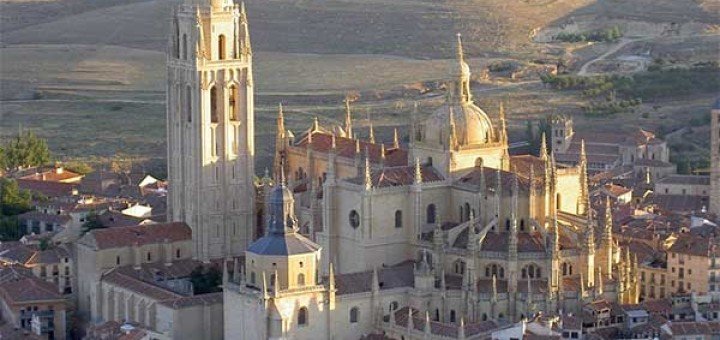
344,97,354,139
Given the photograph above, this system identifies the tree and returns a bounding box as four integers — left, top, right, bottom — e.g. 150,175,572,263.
39,237,50,251
189,265,222,294
2,131,51,171
80,211,105,235
0,178,32,216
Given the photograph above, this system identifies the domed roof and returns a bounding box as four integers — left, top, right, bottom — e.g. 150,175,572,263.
422,33,496,147
423,102,495,146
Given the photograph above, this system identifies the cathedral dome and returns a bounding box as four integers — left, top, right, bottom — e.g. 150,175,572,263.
423,102,495,146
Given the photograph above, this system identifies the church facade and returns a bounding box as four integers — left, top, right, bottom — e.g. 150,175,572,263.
164,1,639,338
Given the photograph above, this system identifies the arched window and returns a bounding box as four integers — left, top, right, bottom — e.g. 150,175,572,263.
434,309,440,321
146,252,152,261
182,34,188,60
175,249,181,258
297,273,305,286
475,157,484,167
349,307,359,323
116,256,120,265
500,267,505,278
520,219,525,231
349,210,360,229
522,264,541,279
389,301,399,312
186,85,192,123
464,203,471,221
218,35,226,60
228,85,238,121
395,210,403,229
210,87,219,123
454,260,466,275
298,307,308,326
450,310,456,323
426,204,436,224
506,219,511,231
270,273,276,287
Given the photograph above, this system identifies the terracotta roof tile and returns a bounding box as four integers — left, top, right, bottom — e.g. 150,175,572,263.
347,165,444,188
334,261,414,295
0,274,63,304
80,222,191,250
16,179,77,197
296,132,408,167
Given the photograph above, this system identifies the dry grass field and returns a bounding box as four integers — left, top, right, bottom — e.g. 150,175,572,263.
1,0,718,173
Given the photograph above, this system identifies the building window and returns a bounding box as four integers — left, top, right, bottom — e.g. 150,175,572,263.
450,310,456,323
390,301,399,311
147,252,152,261
349,210,360,229
297,273,305,286
218,35,226,60
228,85,238,121
394,210,402,229
176,249,181,258
250,272,256,285
454,260,466,275
116,256,121,265
349,307,359,323
210,87,219,123
426,204,436,224
182,34,188,60
298,307,308,326
186,85,192,123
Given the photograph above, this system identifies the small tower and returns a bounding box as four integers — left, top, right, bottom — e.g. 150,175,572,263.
547,113,574,154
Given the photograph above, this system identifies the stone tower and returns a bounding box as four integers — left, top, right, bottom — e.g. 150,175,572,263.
711,99,720,217
548,113,574,154
167,0,255,261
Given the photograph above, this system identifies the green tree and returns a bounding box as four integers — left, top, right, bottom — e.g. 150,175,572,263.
81,211,105,235
0,217,21,241
2,131,51,171
0,178,32,216
190,265,223,294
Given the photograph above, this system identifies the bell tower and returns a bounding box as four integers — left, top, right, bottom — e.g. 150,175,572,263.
167,0,255,261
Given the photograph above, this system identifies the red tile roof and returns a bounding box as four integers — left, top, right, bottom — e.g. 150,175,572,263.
346,165,444,188
668,233,720,257
20,168,83,182
296,132,408,167
80,222,191,250
16,179,77,197
0,274,63,304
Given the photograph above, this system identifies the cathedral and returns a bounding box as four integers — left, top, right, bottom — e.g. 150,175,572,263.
165,1,640,338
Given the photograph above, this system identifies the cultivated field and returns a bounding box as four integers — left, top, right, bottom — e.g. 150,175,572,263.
1,0,718,174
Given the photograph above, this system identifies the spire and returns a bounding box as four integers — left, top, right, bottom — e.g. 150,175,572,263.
509,173,519,256
499,102,508,143
195,6,206,59
579,139,589,216
425,311,431,335
597,266,604,295
456,33,465,65
355,139,361,155
492,274,498,301
580,271,585,298
331,133,337,150
380,143,386,162
407,308,414,332
364,147,372,190
368,123,375,144
604,196,613,240
312,116,320,132
414,157,422,184
273,269,280,296
344,97,353,139
540,132,548,161
449,107,458,149
329,263,336,291
455,33,472,103
276,103,285,140
261,271,269,299
393,128,400,148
